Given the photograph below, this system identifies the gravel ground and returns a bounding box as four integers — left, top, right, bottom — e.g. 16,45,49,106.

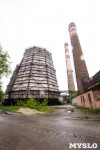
0,105,100,150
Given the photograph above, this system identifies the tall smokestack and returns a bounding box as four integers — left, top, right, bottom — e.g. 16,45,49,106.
69,22,89,93
64,43,75,92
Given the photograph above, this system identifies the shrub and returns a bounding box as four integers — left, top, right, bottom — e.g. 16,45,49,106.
0,90,4,100
0,101,2,106
41,99,48,106
88,107,100,114
16,98,49,112
71,91,78,99
0,98,53,113
17,100,25,106
77,106,100,114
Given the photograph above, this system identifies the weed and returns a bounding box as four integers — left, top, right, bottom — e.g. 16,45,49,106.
76,106,86,112
0,98,53,113
88,107,100,114
76,106,100,114
71,91,78,99
75,116,100,120
17,100,25,106
0,105,21,111
0,102,2,106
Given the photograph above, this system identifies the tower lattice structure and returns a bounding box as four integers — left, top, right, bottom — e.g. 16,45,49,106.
6,46,59,103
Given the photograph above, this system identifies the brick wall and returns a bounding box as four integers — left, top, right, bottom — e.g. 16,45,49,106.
76,90,100,109
69,22,89,93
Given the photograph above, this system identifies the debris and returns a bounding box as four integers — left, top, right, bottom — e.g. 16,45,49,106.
0,110,8,114
17,108,43,115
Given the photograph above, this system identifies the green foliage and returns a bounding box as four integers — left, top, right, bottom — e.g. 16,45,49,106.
26,98,40,110
0,105,21,111
41,99,48,106
76,106,86,112
17,100,25,106
71,91,78,99
0,44,11,95
75,116,100,120
88,107,100,114
16,98,52,113
0,44,11,78
0,98,53,113
0,101,2,106
0,89,4,100
77,106,100,114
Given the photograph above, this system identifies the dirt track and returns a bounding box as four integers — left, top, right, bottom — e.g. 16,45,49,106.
0,105,100,150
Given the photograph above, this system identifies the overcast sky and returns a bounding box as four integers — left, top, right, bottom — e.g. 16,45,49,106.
0,0,100,91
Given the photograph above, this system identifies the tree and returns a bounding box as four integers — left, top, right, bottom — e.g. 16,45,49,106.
71,91,78,99
0,89,4,101
0,44,11,99
0,44,11,78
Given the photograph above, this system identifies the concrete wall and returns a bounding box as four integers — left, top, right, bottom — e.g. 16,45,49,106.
72,97,77,106
76,90,100,109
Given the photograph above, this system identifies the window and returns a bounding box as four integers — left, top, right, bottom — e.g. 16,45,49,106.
88,93,92,104
81,96,82,102
83,96,85,103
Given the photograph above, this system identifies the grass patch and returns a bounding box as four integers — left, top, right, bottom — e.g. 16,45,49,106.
0,105,21,111
75,116,100,120
76,106,100,114
76,106,86,112
87,108,100,114
0,98,53,113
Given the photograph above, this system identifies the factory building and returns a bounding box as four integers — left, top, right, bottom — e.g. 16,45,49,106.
4,46,60,105
69,22,100,108
77,71,100,108
4,23,100,107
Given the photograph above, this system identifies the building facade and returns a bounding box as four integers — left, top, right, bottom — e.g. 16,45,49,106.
76,71,100,108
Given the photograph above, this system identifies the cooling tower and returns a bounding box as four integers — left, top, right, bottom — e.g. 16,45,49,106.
5,46,59,104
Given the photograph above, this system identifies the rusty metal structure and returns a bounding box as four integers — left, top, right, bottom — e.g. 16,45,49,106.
5,46,59,104
69,22,89,94
64,43,75,92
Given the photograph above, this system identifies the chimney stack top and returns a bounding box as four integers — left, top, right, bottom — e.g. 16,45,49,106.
69,22,76,30
64,43,68,47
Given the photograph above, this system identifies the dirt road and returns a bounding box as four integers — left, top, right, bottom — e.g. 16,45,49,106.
0,105,100,150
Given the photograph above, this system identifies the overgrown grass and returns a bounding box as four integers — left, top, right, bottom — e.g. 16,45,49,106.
0,105,21,111
76,106,100,114
0,98,53,113
76,106,86,112
75,116,100,120
87,108,100,113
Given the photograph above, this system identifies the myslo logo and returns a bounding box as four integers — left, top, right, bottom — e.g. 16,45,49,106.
69,143,98,149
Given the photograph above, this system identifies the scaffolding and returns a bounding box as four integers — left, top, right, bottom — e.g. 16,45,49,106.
5,46,60,104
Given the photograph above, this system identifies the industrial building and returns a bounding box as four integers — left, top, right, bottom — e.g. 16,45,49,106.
4,22,100,108
5,46,60,104
77,71,100,108
69,22,100,108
